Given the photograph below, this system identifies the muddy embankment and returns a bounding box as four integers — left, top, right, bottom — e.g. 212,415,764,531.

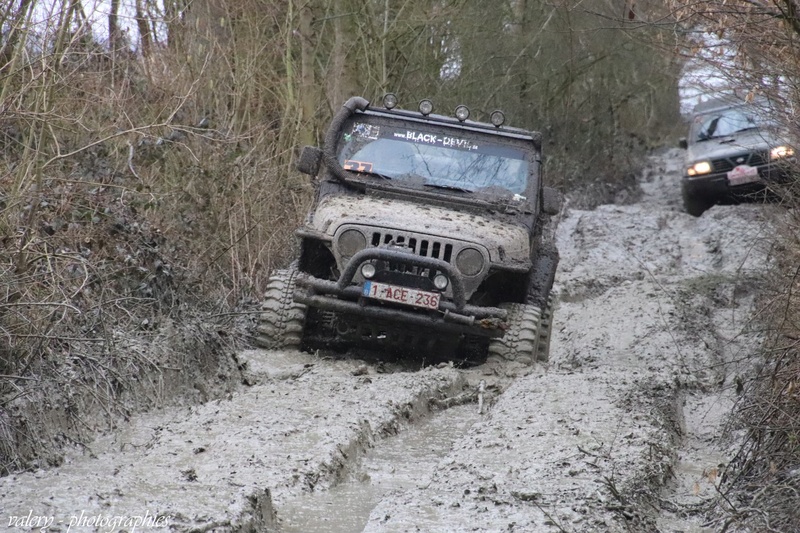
1,148,778,532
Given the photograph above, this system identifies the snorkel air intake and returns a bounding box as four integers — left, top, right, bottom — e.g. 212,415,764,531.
323,96,370,185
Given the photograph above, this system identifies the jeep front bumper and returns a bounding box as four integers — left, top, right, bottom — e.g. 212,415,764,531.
293,247,508,338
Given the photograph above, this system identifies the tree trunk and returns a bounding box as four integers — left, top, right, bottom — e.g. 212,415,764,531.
0,0,34,69
135,0,152,57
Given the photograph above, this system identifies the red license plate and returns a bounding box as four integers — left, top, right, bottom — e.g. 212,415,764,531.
362,281,440,310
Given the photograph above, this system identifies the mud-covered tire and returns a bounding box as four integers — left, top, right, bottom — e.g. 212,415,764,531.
537,296,554,362
488,303,541,364
682,188,712,217
253,267,307,349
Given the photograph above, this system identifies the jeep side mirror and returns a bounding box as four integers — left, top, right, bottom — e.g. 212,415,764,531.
297,146,323,176
542,187,562,216
678,138,688,149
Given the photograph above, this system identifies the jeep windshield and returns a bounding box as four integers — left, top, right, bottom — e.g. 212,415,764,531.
336,116,531,196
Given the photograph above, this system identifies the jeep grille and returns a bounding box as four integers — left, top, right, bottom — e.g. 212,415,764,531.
369,231,454,263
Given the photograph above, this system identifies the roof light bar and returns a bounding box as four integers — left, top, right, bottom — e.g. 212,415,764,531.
383,93,398,110
490,110,506,127
418,99,434,116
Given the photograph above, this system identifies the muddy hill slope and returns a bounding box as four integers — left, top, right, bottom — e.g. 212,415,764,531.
1,149,777,532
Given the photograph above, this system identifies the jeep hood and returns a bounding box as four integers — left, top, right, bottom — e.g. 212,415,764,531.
686,128,783,163
309,195,530,266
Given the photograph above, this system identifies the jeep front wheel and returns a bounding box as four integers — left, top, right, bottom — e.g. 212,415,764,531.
488,303,541,365
254,266,307,350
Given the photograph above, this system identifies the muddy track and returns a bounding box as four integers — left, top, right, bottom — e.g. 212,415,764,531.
1,149,777,532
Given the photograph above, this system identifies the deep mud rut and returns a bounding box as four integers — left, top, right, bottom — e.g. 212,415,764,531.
1,149,779,532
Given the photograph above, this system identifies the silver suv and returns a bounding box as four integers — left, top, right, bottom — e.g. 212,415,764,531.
254,95,560,365
679,96,794,216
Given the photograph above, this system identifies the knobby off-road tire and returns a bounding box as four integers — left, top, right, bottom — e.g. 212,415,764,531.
488,303,541,365
254,267,307,350
537,295,554,363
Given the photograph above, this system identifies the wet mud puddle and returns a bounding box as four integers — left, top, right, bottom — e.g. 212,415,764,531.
277,403,480,532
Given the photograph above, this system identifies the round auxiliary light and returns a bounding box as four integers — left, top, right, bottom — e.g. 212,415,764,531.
433,273,449,290
456,248,484,277
455,105,470,122
338,229,366,257
418,99,434,116
361,263,377,279
383,93,398,110
490,110,506,127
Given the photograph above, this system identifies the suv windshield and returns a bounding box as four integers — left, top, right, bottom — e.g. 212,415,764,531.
691,106,767,142
337,117,530,195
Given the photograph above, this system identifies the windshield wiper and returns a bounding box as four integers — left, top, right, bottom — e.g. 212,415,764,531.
423,183,473,193
356,170,392,180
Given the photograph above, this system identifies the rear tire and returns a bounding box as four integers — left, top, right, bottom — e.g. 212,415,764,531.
254,266,307,349
488,303,541,365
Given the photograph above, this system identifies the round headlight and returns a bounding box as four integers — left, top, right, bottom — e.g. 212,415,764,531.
383,93,398,110
455,105,470,122
338,229,366,257
361,263,376,279
418,99,434,116
490,110,505,127
433,273,449,290
456,248,484,277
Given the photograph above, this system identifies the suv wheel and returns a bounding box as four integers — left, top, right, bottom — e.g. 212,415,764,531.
488,303,541,364
254,266,307,349
682,188,712,217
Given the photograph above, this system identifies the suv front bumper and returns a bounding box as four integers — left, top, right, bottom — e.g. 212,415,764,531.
293,247,508,338
682,161,790,198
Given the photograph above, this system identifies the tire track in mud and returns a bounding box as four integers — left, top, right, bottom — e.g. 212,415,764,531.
0,351,467,531
0,150,778,533
359,151,776,532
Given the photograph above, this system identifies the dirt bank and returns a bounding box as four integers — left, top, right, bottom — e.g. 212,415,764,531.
1,149,777,532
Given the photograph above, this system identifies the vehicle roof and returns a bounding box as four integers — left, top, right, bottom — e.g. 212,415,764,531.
691,95,745,115
691,94,772,116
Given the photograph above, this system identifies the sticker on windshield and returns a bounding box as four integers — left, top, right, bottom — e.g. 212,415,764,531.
343,160,373,172
351,123,380,140
391,130,478,151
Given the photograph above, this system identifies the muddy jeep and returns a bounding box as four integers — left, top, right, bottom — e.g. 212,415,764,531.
255,95,560,364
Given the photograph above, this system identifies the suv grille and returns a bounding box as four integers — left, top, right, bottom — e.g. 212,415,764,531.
370,231,454,263
711,151,768,173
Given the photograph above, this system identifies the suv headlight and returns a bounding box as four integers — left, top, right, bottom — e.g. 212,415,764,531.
456,248,484,276
687,161,712,176
770,145,795,159
338,229,366,257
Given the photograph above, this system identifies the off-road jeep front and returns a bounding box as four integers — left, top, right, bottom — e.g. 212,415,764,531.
254,95,560,364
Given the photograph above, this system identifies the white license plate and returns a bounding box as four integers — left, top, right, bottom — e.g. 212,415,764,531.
727,165,760,186
362,281,440,310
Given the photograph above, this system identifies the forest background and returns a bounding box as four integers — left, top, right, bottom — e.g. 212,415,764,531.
1,0,799,529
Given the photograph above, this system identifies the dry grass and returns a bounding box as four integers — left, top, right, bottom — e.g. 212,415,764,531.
0,8,309,472
720,181,800,531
